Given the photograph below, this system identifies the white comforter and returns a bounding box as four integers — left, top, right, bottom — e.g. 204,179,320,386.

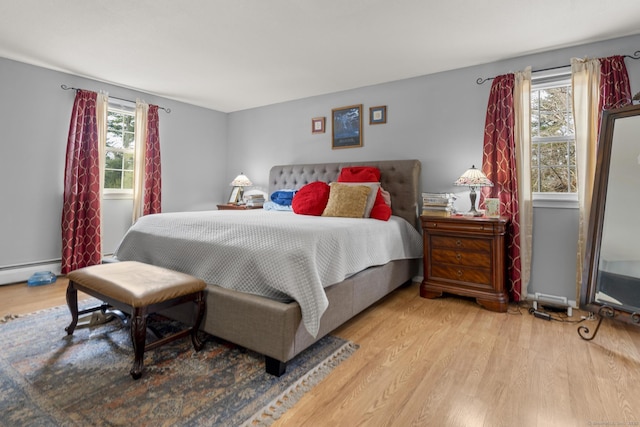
114,210,423,336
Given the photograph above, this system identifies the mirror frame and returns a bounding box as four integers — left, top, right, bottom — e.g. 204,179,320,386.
580,103,640,324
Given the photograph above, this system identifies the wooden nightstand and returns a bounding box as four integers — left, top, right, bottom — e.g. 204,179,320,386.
216,204,262,210
420,215,508,312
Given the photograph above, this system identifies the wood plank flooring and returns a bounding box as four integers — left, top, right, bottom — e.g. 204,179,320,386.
2,280,639,426
0,277,90,318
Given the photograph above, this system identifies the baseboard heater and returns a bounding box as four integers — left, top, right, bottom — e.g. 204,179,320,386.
0,259,62,286
529,292,576,317
0,254,116,286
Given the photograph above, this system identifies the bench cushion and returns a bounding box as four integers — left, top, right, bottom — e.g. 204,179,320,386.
67,261,206,307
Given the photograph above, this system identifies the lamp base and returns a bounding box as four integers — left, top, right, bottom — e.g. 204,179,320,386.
468,187,483,216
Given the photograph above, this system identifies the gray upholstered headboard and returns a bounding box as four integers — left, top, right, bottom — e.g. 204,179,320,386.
268,159,422,230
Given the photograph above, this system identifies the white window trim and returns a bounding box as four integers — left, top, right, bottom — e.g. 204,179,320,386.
103,189,133,200
531,66,571,85
531,68,577,209
103,101,136,200
533,192,578,209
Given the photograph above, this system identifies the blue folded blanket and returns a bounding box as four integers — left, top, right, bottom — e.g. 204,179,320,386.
263,201,293,211
270,189,297,206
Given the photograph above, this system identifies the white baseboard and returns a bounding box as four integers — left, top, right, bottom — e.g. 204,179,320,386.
0,262,62,286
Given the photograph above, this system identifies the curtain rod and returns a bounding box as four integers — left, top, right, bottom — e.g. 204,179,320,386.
60,84,171,113
476,50,640,85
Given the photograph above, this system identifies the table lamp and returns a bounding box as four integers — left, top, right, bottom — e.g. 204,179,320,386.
453,165,493,216
230,173,252,204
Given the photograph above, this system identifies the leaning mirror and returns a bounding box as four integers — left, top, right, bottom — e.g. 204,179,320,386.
579,103,640,340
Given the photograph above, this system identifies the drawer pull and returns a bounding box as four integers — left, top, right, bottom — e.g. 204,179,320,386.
457,270,463,277
455,240,462,247
456,253,462,261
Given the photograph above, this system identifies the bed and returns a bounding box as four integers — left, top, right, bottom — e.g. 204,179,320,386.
114,159,422,375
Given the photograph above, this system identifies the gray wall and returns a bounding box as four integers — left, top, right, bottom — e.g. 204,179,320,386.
226,34,640,302
0,57,227,278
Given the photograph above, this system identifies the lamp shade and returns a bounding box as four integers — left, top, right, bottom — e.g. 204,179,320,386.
230,173,252,187
453,165,493,216
453,165,493,188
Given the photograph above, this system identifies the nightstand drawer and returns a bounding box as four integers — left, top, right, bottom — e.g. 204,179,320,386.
431,248,491,268
431,264,491,286
431,235,490,252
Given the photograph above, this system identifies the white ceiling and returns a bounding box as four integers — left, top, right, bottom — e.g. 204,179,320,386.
2,0,640,113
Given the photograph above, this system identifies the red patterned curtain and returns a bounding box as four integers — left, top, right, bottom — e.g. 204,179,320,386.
61,90,102,274
143,105,161,215
481,74,523,301
598,55,632,123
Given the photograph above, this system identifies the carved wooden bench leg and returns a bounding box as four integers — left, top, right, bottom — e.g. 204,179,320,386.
130,306,148,380
191,291,206,351
65,282,78,335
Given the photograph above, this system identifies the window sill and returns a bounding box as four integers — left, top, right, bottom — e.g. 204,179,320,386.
533,193,578,209
103,191,133,200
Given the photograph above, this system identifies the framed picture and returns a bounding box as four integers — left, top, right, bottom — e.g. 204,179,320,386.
311,117,325,134
332,104,362,149
370,105,387,124
228,186,241,204
484,198,500,218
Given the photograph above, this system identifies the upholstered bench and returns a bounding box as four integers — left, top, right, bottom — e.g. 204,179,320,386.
65,261,207,379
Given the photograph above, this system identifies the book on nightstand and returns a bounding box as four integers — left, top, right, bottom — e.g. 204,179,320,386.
244,193,265,208
421,192,456,217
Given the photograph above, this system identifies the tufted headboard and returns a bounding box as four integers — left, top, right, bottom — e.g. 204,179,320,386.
268,159,422,230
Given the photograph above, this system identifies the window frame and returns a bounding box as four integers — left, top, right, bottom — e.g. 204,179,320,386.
530,69,578,209
103,101,136,200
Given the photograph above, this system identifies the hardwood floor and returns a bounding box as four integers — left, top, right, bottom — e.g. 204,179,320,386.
0,277,90,319
2,280,639,426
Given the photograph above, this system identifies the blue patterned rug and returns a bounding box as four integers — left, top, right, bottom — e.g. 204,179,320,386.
0,301,357,426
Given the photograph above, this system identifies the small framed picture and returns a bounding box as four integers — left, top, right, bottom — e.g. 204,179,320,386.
228,187,241,204
369,106,387,125
311,117,325,134
332,104,363,149
484,198,500,218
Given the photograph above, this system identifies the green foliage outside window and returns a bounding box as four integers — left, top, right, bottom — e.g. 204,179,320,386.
104,108,135,190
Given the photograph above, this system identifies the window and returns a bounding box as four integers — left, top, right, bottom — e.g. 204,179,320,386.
104,104,135,197
530,75,576,194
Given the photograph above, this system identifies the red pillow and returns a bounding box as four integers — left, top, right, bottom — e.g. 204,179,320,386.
370,191,392,221
338,166,391,221
337,166,380,183
292,181,330,216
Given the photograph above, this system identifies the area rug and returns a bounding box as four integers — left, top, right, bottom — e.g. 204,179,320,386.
0,301,358,426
